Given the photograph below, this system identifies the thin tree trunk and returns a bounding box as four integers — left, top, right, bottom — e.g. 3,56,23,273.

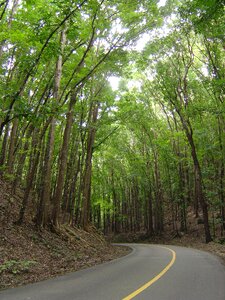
147,188,154,234
182,118,212,243
81,101,99,230
36,119,55,228
12,125,34,192
7,118,18,174
0,123,9,172
68,154,81,225
52,96,76,229
153,150,163,233
16,129,39,224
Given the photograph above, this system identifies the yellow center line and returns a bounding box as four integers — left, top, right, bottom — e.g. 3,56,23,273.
122,246,176,300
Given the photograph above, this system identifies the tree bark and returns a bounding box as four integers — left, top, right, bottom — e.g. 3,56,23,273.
12,124,34,192
51,101,74,229
7,118,18,174
0,123,9,172
16,128,40,224
36,29,66,228
181,117,212,243
81,101,99,230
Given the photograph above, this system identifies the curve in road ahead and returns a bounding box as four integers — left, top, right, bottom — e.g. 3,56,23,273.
123,246,176,299
0,244,225,300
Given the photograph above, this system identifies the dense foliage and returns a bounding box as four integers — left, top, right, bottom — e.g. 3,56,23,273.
0,0,224,242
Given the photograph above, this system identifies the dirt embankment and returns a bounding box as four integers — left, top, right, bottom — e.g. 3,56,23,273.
0,179,130,290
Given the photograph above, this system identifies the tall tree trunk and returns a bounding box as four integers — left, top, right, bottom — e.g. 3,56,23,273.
153,150,163,234
36,29,66,229
68,154,81,225
16,128,40,224
52,99,75,229
147,187,154,234
181,118,212,243
81,101,99,230
146,159,154,234
62,132,79,223
12,124,34,192
0,123,9,173
36,120,55,228
172,76,212,242
75,148,85,225
7,118,18,174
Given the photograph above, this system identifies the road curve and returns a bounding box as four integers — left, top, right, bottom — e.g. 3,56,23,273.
0,244,225,300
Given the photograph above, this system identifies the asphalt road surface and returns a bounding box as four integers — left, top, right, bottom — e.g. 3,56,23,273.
1,244,225,300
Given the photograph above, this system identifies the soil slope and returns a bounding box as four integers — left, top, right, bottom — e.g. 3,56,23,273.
0,179,129,290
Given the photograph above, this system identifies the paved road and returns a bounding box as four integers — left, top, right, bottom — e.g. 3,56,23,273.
1,244,225,300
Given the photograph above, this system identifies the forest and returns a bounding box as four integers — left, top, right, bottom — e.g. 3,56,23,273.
0,0,224,247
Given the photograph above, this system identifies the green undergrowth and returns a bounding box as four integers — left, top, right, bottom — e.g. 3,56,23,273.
0,260,37,275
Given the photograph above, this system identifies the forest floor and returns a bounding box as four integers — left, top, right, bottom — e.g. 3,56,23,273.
1,178,224,291
0,179,130,290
